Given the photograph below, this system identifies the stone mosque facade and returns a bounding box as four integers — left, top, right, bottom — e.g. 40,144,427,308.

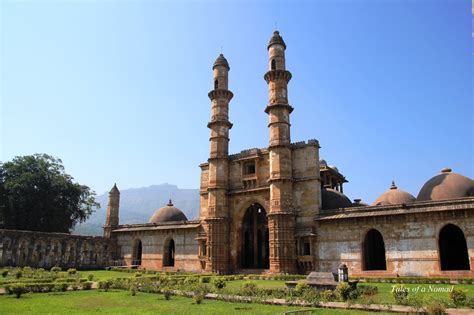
1,31,473,277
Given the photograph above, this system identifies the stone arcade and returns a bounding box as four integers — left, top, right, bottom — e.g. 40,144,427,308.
1,31,473,277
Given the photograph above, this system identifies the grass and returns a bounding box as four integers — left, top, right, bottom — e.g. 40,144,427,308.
0,290,387,314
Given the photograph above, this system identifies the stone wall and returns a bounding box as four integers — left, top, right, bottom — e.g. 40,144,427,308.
314,203,474,277
115,224,201,272
0,229,117,270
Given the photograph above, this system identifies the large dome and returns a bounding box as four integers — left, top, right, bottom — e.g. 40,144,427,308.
417,168,474,202
149,200,188,223
373,181,415,206
321,188,353,210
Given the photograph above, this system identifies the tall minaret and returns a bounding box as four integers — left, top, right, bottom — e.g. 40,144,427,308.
264,31,297,273
205,54,233,273
104,183,120,238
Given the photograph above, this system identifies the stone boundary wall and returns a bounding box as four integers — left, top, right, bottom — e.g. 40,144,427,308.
0,229,117,270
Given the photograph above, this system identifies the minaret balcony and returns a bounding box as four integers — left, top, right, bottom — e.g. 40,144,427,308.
208,89,234,101
264,70,292,83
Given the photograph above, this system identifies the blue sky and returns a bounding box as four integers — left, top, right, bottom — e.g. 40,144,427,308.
1,0,472,205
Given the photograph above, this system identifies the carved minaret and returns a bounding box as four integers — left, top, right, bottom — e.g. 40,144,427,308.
264,31,297,273
104,183,120,238
205,54,233,273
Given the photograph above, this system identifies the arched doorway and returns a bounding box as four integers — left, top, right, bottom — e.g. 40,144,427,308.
132,239,142,266
363,229,387,270
241,203,269,269
439,224,470,270
163,238,175,267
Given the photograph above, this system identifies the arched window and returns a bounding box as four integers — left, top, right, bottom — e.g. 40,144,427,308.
363,229,387,270
163,238,175,267
271,59,276,70
439,224,470,270
214,79,218,90
132,239,142,266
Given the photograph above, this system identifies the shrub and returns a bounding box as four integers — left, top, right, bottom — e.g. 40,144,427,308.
425,298,446,315
10,284,29,298
98,280,112,291
199,276,211,283
357,285,378,296
184,276,199,285
50,267,61,273
1,270,8,277
71,284,78,291
241,281,258,296
82,282,93,290
335,282,352,301
53,283,68,292
211,277,226,290
15,270,22,279
67,268,77,275
449,288,467,307
87,274,94,281
193,291,204,304
162,288,172,300
294,282,310,296
130,285,137,296
321,289,337,302
134,272,142,278
392,285,409,305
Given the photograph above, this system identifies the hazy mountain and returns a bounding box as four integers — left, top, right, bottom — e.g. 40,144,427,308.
73,183,200,236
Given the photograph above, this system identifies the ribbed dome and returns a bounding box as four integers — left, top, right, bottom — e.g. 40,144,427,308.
268,30,286,49
213,53,230,70
320,159,327,167
373,181,415,206
417,168,474,202
109,183,119,194
149,200,188,223
321,188,353,210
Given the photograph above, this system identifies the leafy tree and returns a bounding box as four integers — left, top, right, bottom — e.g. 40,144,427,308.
0,154,98,233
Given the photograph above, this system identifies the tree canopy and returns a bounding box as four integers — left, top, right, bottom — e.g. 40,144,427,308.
0,154,98,233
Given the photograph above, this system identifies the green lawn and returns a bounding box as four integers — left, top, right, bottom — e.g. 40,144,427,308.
0,290,388,314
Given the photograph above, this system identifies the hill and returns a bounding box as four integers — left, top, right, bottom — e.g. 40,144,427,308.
73,183,199,236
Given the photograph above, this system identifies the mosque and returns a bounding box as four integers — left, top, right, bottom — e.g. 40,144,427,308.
2,31,473,277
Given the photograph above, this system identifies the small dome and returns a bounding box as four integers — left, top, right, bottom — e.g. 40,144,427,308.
373,181,415,206
213,53,230,70
268,30,286,49
417,169,474,202
329,165,339,173
149,199,188,223
321,188,352,210
353,199,369,207
320,159,327,167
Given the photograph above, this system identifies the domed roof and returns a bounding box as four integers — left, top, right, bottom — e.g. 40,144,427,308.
417,168,474,202
213,53,230,70
319,159,327,167
149,200,188,223
373,181,415,206
268,30,286,49
321,188,353,210
352,199,369,207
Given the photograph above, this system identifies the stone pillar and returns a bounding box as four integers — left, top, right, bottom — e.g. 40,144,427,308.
205,54,233,274
265,31,297,274
104,184,120,238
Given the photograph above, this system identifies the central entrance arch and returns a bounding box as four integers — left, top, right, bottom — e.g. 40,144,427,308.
241,203,269,269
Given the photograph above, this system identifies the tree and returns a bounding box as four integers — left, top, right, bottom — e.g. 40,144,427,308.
0,154,98,233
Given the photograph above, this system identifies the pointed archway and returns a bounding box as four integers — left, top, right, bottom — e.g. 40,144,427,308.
163,238,175,267
132,239,142,266
241,203,269,269
363,229,387,270
439,224,470,270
